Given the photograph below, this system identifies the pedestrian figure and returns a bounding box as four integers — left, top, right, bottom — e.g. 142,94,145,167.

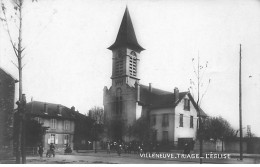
38,144,43,158
117,143,122,156
183,143,190,154
107,142,111,154
46,143,55,157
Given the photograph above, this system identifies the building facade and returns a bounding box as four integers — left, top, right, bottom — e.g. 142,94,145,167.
103,8,206,146
26,101,82,150
0,68,15,155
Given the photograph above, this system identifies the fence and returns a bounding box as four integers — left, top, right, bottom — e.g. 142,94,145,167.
25,147,38,155
12,147,38,156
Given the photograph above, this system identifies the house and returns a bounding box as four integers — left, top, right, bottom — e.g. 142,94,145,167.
26,101,92,151
140,85,206,148
103,7,207,147
0,68,16,156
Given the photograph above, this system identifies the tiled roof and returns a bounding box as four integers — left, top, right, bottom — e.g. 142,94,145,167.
26,101,83,120
108,7,144,52
0,67,16,81
139,84,207,117
187,94,207,117
139,84,177,106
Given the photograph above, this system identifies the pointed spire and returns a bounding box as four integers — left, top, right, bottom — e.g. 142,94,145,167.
108,7,144,52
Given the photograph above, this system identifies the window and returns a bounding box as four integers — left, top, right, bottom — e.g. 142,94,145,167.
115,59,123,76
179,114,183,127
81,139,86,145
162,114,169,127
51,119,57,129
184,99,190,111
64,120,70,130
190,116,194,128
151,115,156,126
129,55,137,77
50,134,56,144
115,88,122,115
64,134,69,145
162,131,168,142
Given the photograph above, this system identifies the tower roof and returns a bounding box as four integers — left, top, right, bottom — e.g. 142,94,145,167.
108,7,145,52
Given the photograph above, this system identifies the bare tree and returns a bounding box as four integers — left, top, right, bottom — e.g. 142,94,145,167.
189,53,211,164
88,106,104,124
0,0,44,163
1,0,27,163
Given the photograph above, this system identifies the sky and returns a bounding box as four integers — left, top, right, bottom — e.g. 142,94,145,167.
1,0,260,136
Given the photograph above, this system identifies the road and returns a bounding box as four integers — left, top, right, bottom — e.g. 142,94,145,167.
16,152,260,164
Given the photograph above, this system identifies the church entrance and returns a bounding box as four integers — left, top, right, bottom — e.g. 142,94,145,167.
110,119,124,142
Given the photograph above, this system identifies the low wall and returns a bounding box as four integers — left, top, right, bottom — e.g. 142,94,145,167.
247,138,260,154
194,140,247,153
194,140,216,152
225,141,247,153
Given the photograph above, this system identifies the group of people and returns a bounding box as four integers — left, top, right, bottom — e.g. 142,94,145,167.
106,141,160,155
37,143,55,158
37,141,193,157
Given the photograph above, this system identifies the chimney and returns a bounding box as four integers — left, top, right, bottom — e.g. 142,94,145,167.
57,105,62,115
135,81,140,102
174,87,179,102
149,83,152,92
44,103,48,113
71,106,75,112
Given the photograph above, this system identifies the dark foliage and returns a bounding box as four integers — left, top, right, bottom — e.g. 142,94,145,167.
130,116,154,142
73,114,95,144
24,118,48,147
201,116,236,141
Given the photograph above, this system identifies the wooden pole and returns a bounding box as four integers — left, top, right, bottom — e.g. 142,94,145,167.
239,44,243,160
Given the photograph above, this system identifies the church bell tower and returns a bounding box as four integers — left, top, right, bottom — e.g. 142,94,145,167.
108,7,144,87
104,7,144,142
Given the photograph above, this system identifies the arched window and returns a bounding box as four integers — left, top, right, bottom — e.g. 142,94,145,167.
116,88,122,97
115,88,122,115
129,52,137,77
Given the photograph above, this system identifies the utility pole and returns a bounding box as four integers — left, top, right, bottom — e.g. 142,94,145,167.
239,44,243,160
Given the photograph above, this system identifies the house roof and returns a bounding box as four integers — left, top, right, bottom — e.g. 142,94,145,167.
108,7,144,52
26,101,83,120
139,84,207,117
0,67,16,81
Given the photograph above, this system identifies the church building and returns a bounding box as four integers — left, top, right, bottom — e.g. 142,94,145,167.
103,7,206,147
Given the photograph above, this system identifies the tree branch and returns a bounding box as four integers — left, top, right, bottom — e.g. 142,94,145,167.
21,63,26,69
199,79,211,106
1,6,19,57
11,60,19,69
192,60,198,78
